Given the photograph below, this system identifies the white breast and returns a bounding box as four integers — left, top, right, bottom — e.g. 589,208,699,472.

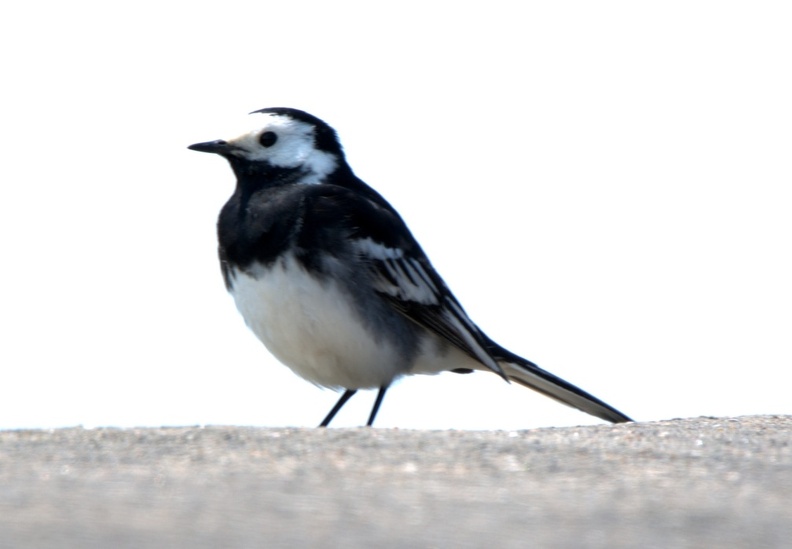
228,254,406,389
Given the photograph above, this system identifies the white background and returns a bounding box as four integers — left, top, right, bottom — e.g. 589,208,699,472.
1,2,790,430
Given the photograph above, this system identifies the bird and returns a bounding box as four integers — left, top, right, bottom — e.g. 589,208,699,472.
188,107,632,427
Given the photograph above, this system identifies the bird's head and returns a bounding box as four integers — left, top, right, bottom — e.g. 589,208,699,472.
189,107,345,185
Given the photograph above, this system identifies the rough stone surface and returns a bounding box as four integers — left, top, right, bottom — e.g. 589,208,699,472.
1,416,790,548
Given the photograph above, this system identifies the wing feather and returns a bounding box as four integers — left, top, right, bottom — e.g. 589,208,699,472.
353,238,506,378
307,185,507,379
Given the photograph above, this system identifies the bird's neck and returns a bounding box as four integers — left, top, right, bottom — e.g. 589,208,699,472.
228,159,307,192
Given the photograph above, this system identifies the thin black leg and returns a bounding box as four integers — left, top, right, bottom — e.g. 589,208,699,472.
366,386,388,427
319,389,357,427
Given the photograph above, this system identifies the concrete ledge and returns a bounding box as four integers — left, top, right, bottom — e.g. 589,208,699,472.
1,416,790,548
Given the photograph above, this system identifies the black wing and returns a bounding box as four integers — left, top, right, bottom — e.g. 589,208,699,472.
300,184,507,379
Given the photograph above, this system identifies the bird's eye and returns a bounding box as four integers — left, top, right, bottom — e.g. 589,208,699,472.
259,131,278,147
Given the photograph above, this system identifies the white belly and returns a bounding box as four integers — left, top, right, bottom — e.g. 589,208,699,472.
228,254,405,389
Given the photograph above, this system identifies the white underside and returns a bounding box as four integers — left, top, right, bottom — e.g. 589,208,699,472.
229,254,482,389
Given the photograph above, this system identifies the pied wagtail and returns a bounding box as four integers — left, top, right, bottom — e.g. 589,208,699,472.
189,108,632,427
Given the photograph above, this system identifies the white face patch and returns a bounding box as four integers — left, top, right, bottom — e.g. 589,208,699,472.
223,113,338,183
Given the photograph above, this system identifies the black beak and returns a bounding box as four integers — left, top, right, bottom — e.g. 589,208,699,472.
187,139,233,154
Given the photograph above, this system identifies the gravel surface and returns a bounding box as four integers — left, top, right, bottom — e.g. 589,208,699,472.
1,416,790,548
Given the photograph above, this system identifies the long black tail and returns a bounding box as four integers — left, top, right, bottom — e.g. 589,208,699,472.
488,341,632,424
